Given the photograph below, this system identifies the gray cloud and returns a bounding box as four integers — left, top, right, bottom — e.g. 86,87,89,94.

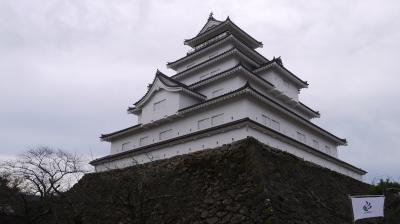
1,0,399,182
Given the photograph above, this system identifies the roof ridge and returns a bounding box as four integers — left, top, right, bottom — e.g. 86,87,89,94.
168,34,269,69
179,85,346,144
184,16,262,48
254,59,309,87
131,70,205,107
172,47,260,79
188,63,274,89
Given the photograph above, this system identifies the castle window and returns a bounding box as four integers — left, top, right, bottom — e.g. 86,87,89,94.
153,99,166,111
325,145,331,155
297,132,306,144
313,139,319,149
271,119,280,131
210,68,220,76
159,129,173,140
212,88,224,97
262,114,271,127
211,113,224,126
139,136,148,146
198,118,210,129
121,142,131,151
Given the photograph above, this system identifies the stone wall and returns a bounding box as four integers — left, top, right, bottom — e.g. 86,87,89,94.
60,137,396,224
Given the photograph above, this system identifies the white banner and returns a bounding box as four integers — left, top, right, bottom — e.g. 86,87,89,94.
350,195,385,221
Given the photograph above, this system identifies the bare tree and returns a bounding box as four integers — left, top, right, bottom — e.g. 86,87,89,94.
0,146,87,224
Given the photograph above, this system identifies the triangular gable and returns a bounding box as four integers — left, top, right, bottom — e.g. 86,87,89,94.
197,13,223,35
132,71,205,110
254,59,308,89
185,15,263,49
198,20,222,35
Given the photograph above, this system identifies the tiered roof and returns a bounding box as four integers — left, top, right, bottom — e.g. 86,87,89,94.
109,15,333,142
94,117,365,176
184,15,263,49
129,15,317,118
167,33,269,70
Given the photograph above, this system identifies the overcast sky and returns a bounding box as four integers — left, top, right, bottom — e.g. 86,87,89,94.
1,0,399,183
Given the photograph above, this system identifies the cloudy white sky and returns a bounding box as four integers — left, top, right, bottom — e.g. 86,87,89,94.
1,0,399,183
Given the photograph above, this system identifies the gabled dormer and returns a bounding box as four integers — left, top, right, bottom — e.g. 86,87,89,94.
128,70,206,124
254,57,308,101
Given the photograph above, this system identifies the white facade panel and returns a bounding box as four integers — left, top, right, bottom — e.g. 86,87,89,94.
141,90,180,124
243,97,339,157
258,69,299,101
97,125,362,181
196,75,243,98
96,127,248,172
174,43,234,73
177,57,239,85
109,98,248,154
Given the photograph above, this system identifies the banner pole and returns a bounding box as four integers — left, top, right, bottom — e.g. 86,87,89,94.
348,195,355,223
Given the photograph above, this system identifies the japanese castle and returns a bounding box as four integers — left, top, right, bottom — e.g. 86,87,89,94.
91,14,366,180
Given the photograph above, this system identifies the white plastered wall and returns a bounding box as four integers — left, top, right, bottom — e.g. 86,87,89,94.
140,90,180,124
110,98,248,154
111,97,338,159
243,97,339,158
96,127,248,172
177,57,239,85
174,42,234,73
258,69,300,101
97,125,362,181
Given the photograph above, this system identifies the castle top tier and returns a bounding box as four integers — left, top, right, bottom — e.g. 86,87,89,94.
184,13,263,50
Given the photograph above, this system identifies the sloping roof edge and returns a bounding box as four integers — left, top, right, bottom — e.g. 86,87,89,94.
130,70,206,110
254,59,309,88
184,17,262,48
93,118,365,175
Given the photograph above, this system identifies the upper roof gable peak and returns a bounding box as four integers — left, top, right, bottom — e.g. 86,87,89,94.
198,12,223,35
130,70,205,111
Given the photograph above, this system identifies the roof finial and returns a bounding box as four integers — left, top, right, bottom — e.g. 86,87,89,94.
208,12,214,21
273,56,283,66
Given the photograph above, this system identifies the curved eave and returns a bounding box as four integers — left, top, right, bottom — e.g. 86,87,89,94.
179,84,347,145
168,34,268,70
188,67,318,120
93,118,365,175
171,48,260,80
254,61,309,89
188,64,274,89
298,102,320,118
133,71,206,109
100,123,142,141
107,86,345,145
184,18,262,49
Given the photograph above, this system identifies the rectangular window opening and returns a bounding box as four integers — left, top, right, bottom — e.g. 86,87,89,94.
197,118,210,130
297,132,306,144
262,114,271,127
313,139,319,150
159,129,173,141
271,119,280,131
153,99,166,111
121,142,131,151
211,113,224,126
139,136,148,146
212,88,224,97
